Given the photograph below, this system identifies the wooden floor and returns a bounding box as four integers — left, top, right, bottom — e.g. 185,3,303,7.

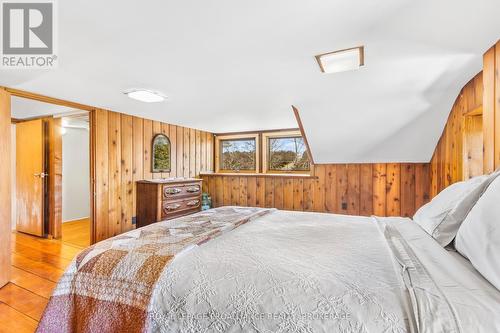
62,218,90,248
0,220,90,333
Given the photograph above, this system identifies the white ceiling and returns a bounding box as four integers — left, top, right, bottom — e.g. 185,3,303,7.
1,0,499,163
11,96,77,119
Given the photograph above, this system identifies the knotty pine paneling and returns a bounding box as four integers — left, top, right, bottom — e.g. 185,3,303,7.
201,163,430,217
483,46,495,174
430,72,484,196
484,41,500,173
430,40,500,197
92,109,214,242
496,43,500,171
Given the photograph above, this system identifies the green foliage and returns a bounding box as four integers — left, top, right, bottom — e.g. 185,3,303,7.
218,136,310,172
221,151,255,170
221,139,256,171
269,137,310,171
269,150,310,171
153,137,171,171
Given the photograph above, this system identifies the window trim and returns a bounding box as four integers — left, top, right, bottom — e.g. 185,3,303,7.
262,130,311,174
215,133,260,173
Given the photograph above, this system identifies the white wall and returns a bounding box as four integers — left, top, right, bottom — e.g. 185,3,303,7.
11,124,16,230
62,127,90,222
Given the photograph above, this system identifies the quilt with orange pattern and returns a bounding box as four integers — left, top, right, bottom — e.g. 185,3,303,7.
36,207,274,333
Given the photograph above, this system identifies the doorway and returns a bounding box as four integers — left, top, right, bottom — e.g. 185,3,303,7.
60,114,90,247
463,107,483,180
11,96,91,247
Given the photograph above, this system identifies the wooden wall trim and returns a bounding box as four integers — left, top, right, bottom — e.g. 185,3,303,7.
3,87,95,112
92,109,109,243
482,41,500,172
0,89,11,287
214,133,260,173
202,163,430,217
496,41,500,169
47,117,62,238
261,130,308,174
483,46,496,173
292,106,315,164
201,172,316,179
213,128,299,136
89,110,97,244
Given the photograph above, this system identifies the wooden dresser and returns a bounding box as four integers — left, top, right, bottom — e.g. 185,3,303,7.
136,178,202,228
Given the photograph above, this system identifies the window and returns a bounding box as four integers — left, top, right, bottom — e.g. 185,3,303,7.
267,137,310,171
221,139,256,170
215,134,260,172
263,131,310,173
214,131,310,174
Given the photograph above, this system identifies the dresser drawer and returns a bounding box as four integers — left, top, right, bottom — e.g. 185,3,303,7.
163,182,201,199
136,179,203,228
162,197,201,218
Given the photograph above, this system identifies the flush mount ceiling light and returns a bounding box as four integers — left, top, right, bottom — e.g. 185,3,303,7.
124,89,166,103
315,46,364,74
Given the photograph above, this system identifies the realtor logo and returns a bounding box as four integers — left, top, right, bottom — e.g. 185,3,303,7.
1,1,57,68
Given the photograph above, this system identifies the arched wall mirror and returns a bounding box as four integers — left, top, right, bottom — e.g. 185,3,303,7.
152,134,171,173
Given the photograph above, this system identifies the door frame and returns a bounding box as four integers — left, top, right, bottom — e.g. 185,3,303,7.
3,87,98,244
0,88,12,287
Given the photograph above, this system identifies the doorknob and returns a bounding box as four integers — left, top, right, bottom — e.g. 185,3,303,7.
34,173,48,178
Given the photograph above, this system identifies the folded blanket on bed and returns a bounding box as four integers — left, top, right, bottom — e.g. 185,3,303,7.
36,207,274,333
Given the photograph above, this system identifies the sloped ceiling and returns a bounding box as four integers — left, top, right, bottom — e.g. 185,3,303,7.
1,0,499,163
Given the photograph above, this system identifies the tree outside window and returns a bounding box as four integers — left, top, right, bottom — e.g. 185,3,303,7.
214,131,310,174
220,138,256,171
268,137,310,171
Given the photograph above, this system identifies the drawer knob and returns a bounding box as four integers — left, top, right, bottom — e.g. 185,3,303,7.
186,186,200,193
165,188,182,195
187,200,200,206
165,203,181,211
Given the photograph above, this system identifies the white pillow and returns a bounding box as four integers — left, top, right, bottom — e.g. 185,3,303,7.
455,175,500,290
413,174,494,246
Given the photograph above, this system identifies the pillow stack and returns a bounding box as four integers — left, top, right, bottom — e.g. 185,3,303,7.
413,173,496,246
455,174,500,290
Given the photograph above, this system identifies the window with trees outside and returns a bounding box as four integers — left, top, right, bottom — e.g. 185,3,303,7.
263,131,310,173
215,131,310,174
215,134,260,172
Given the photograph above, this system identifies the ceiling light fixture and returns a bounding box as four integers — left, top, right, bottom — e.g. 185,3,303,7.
315,46,364,74
124,89,166,103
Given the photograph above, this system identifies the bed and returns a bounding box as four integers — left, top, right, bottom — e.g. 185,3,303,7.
36,203,500,333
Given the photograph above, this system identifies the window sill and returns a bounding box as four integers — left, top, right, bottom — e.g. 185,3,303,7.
199,172,317,179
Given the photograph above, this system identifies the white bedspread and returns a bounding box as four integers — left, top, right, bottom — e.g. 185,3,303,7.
391,219,500,333
144,209,500,332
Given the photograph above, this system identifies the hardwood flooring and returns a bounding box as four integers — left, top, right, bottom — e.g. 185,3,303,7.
0,224,88,333
62,218,90,248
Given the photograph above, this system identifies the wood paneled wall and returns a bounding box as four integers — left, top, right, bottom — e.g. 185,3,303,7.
430,41,500,196
430,72,483,196
92,109,214,242
483,42,500,173
0,89,11,287
201,163,430,217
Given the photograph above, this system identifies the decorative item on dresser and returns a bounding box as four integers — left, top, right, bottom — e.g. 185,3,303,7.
136,178,202,228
